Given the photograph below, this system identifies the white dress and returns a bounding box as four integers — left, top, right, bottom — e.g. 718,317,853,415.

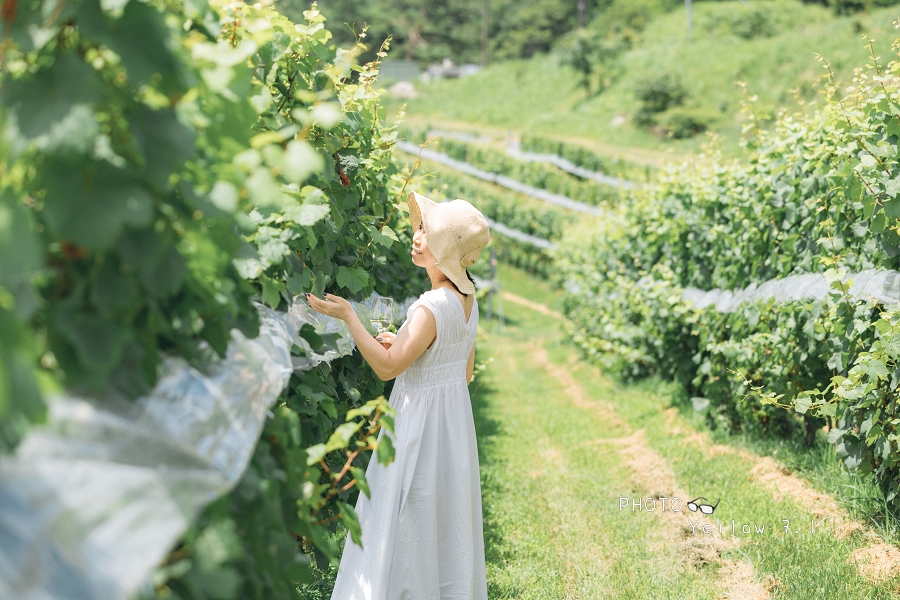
330,286,489,600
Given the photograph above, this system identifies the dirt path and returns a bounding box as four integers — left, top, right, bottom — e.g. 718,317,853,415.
473,267,900,598
667,407,900,582
502,291,564,320
533,345,773,599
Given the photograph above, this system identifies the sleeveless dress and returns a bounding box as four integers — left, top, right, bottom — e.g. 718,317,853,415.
329,287,489,600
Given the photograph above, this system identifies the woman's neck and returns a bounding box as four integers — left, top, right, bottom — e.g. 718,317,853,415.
426,265,460,294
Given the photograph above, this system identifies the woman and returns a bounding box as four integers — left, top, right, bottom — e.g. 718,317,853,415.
307,191,491,600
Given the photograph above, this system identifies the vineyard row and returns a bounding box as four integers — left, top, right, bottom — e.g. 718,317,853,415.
557,43,900,507
423,128,640,189
396,141,605,215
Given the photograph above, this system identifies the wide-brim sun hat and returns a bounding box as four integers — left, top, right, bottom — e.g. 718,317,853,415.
407,191,490,295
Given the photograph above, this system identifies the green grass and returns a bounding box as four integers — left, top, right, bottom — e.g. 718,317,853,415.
315,263,900,598
474,268,721,599
387,0,900,162
678,400,900,546
472,262,900,598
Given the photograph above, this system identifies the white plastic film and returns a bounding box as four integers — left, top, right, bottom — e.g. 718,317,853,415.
425,129,493,145
396,141,605,216
0,292,416,600
421,130,640,189
683,269,900,312
505,141,639,190
484,217,557,250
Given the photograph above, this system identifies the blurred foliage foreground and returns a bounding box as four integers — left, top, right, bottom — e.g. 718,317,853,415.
0,0,427,596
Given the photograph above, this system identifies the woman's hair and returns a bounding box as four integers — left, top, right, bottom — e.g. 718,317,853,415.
448,270,476,296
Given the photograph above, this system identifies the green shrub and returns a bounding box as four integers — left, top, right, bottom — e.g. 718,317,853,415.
801,0,900,15
633,74,686,127
658,107,713,139
554,0,662,94
705,3,778,39
731,5,777,38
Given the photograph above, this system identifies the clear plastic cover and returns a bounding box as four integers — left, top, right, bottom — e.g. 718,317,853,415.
482,217,556,250
505,141,639,190
395,141,604,216
0,292,417,600
426,129,493,145
682,269,900,312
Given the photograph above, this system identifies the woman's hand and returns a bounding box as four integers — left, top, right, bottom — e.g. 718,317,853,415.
376,331,396,350
306,292,355,322
305,292,434,382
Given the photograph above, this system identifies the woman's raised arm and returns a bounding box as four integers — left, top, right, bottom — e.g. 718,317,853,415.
306,293,436,381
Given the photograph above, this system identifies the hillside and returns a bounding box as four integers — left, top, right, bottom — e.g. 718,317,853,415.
386,0,900,160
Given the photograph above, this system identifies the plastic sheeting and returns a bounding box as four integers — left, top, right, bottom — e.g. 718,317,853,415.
482,217,556,250
426,129,493,145
396,141,604,216
0,292,416,600
682,269,900,312
505,141,639,190
421,130,640,189
431,197,555,251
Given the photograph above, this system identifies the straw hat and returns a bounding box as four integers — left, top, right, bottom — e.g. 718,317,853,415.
407,191,490,295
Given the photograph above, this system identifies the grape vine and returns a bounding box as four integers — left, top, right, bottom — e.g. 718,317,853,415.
1,0,428,596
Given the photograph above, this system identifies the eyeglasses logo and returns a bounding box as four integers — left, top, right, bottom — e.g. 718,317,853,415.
686,496,720,515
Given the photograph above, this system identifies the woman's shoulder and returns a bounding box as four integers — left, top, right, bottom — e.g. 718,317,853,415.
407,289,444,316
407,288,456,321
419,288,452,311
418,287,453,303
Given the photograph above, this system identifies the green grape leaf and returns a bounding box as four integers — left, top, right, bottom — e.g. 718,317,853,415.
284,202,330,227
339,501,363,547
349,466,369,498
793,396,811,415
91,260,139,319
305,443,326,466
281,140,324,184
246,167,290,208
77,0,187,96
376,431,395,466
298,323,324,350
0,54,105,155
129,107,195,189
0,193,43,290
255,227,292,266
39,158,154,250
194,520,243,570
324,421,362,453
141,246,186,298
336,266,369,294
50,302,130,377
260,275,284,308
186,567,242,600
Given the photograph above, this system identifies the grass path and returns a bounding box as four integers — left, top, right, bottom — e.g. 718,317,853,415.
473,265,900,599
